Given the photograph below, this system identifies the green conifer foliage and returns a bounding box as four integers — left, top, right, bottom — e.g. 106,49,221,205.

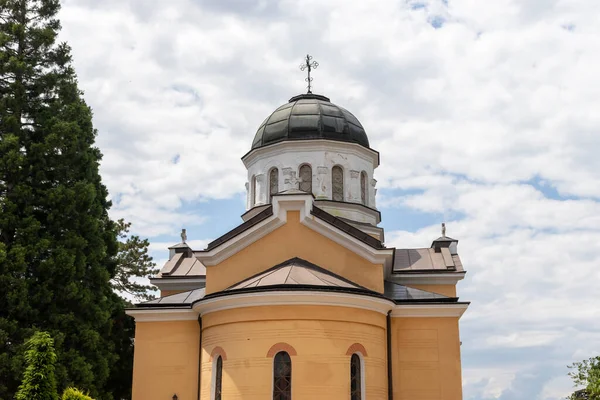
0,1,127,398
15,331,58,400
113,219,158,302
62,387,94,400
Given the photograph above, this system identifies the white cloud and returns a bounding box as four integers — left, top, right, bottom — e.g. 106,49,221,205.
56,0,600,398
539,375,574,400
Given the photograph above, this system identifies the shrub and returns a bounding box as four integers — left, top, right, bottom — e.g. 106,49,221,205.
62,387,94,400
15,331,58,400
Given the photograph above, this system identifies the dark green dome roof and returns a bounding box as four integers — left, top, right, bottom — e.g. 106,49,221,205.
251,94,370,150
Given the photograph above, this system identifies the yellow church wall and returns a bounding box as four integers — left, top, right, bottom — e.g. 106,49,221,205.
390,317,463,400
205,210,385,294
200,305,388,400
404,284,457,297
131,320,200,400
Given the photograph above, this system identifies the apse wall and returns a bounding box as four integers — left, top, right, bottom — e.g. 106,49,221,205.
200,305,388,400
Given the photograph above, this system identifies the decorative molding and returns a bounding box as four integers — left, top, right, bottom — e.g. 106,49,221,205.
350,170,360,179
346,343,368,357
127,294,468,322
267,342,297,357
125,308,197,322
210,346,228,361
193,291,394,316
317,166,328,174
196,194,393,268
242,139,379,169
390,303,469,318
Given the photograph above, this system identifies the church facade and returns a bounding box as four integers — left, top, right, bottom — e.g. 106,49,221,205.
127,93,469,400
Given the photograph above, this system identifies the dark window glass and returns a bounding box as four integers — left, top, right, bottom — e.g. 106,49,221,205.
270,168,279,198
273,351,292,400
332,166,344,201
350,354,362,400
215,356,223,400
299,165,312,193
360,171,367,205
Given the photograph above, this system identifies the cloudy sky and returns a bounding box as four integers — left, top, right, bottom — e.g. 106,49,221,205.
58,0,600,398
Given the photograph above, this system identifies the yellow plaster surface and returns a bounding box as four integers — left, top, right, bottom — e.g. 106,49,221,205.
390,317,463,400
131,321,200,400
205,210,384,294
200,305,387,400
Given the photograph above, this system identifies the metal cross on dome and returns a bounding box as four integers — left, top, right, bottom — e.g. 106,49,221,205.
299,54,319,94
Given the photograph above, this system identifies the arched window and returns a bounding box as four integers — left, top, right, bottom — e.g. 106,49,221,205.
360,171,368,206
251,175,257,207
332,166,344,202
350,354,363,400
212,355,223,400
273,351,292,400
299,164,312,193
270,168,279,199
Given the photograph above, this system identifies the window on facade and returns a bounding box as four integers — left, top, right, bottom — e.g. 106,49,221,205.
251,175,257,207
332,166,344,202
214,356,223,400
360,171,367,206
273,351,292,400
350,354,362,400
299,165,312,193
270,168,279,199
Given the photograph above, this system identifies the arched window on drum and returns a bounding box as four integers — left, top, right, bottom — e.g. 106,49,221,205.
251,175,257,207
332,165,344,202
299,164,312,194
269,167,279,200
360,171,368,206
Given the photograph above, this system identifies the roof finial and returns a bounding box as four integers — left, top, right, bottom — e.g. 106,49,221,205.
181,228,187,243
441,222,446,237
299,54,319,94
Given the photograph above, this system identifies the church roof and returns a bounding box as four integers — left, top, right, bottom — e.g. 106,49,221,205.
141,287,206,306
251,94,370,151
158,251,206,277
138,258,459,308
393,248,464,273
224,257,370,292
383,281,456,303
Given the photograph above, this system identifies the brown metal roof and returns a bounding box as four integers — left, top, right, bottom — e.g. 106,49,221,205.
158,250,206,277
383,281,457,303
393,248,464,273
225,257,366,291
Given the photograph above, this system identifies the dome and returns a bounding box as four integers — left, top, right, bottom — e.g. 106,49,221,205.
251,94,370,150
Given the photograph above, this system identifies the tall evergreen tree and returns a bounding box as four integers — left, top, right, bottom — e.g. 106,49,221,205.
112,219,158,303
0,1,128,398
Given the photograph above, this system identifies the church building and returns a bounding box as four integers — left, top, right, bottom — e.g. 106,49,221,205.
127,85,469,400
